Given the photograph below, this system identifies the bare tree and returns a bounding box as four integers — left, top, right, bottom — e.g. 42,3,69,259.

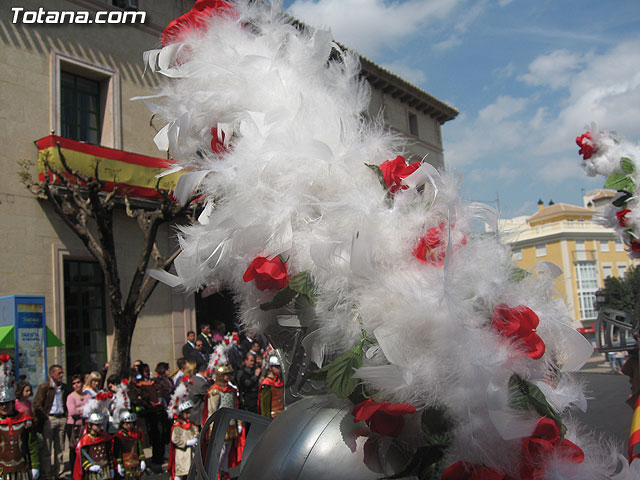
19,141,197,377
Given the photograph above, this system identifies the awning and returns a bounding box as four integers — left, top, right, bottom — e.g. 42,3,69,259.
0,326,64,349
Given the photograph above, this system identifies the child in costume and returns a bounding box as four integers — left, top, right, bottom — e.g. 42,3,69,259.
0,355,39,480
258,356,284,419
168,400,199,480
113,411,146,480
74,412,114,480
202,355,244,480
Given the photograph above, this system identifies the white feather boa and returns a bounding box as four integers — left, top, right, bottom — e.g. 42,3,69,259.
142,1,631,478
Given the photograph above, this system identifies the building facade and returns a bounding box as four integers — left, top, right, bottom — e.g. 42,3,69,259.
0,0,457,378
502,194,637,336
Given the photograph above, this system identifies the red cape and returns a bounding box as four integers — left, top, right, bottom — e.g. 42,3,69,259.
168,420,195,480
0,411,33,426
73,432,112,480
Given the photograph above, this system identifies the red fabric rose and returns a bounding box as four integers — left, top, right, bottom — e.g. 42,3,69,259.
442,461,514,480
96,392,109,402
631,240,640,252
520,418,584,480
413,223,466,267
352,399,416,437
616,209,631,227
162,0,235,47
575,132,596,160
379,155,420,194
492,304,545,360
121,378,129,385
210,127,227,154
0,354,10,363
243,256,289,291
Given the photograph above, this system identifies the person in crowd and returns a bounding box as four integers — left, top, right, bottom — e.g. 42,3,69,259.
113,411,146,480
34,364,70,480
133,364,164,470
210,322,226,345
168,400,198,480
132,361,143,372
187,363,211,426
258,356,284,419
226,332,246,372
0,355,39,480
82,372,102,398
74,412,114,480
153,363,174,460
192,340,209,368
203,365,243,480
248,342,261,359
105,375,120,394
15,379,34,416
100,363,109,390
126,368,149,453
197,324,215,356
171,358,187,386
237,354,261,413
66,374,88,473
181,332,197,363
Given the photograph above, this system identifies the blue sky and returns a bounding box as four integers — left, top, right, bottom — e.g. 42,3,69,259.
282,0,640,218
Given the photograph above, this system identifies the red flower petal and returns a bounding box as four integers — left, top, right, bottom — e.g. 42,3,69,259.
0,354,10,363
557,439,585,464
210,127,227,154
576,132,596,160
352,398,383,423
369,411,404,437
379,156,420,194
521,333,546,360
243,256,289,291
442,461,513,480
162,0,234,47
616,209,631,227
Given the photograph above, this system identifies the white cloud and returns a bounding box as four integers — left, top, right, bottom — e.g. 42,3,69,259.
518,49,586,89
381,60,426,85
537,158,584,183
286,0,465,57
478,96,527,122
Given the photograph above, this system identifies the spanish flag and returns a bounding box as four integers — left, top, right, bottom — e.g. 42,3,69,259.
630,395,640,461
36,135,182,201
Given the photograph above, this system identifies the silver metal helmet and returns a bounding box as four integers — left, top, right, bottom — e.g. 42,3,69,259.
120,410,137,423
596,307,638,352
178,399,194,413
88,412,105,424
0,389,16,403
239,395,410,479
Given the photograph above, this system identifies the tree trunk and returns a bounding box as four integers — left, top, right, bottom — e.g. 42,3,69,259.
109,314,136,379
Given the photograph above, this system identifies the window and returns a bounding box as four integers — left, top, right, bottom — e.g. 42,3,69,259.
616,241,624,252
575,261,598,320
408,112,419,136
512,249,522,261
61,72,101,144
52,51,121,148
536,244,546,257
618,263,628,278
64,260,107,375
600,240,609,252
602,265,612,278
575,241,585,261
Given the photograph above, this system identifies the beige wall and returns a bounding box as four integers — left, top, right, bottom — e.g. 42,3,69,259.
0,0,193,376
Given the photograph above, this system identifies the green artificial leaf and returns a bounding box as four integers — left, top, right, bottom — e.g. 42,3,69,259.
326,345,364,398
604,172,635,193
259,286,297,311
621,157,635,175
421,405,453,440
289,271,316,305
509,374,566,436
510,266,529,282
365,163,387,190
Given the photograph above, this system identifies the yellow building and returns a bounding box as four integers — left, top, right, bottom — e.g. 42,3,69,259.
502,193,637,335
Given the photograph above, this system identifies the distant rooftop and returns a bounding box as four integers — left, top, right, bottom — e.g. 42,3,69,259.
529,203,595,224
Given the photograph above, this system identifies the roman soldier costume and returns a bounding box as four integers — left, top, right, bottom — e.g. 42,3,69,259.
113,411,145,480
0,355,39,480
168,400,199,480
74,412,114,480
258,357,284,419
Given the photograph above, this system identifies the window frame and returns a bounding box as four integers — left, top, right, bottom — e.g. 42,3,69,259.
536,244,547,257
51,50,121,149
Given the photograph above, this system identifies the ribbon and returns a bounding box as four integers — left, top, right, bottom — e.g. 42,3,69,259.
630,395,640,461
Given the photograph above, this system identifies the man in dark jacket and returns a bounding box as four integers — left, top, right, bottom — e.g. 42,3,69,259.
33,364,71,480
236,353,261,413
181,331,197,362
197,324,215,356
187,363,211,426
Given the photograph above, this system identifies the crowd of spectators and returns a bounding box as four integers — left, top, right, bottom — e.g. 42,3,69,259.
15,323,275,479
